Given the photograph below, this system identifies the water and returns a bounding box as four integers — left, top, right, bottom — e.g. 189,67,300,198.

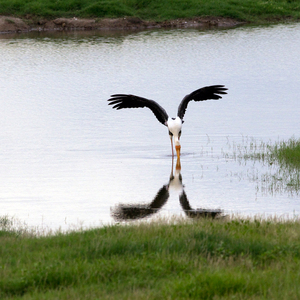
1,23,300,231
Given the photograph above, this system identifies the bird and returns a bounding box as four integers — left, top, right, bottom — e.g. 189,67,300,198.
108,85,227,159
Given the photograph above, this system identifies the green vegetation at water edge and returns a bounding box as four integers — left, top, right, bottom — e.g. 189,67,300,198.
268,138,300,169
226,137,300,193
1,216,300,299
238,137,300,168
245,137,300,191
0,0,300,23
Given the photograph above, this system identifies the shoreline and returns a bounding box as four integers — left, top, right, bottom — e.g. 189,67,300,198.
0,15,245,35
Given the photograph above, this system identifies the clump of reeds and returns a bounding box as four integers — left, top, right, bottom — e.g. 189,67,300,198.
271,138,300,169
225,136,300,194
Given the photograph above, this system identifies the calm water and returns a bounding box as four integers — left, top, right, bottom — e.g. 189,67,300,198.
1,23,300,231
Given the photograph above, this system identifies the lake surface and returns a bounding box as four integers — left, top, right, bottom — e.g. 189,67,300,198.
1,23,300,231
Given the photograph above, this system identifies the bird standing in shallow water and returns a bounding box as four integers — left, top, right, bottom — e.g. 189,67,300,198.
108,85,227,161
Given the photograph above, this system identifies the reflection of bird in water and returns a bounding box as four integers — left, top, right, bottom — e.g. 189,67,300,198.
108,85,227,163
111,157,223,221
179,191,222,219
111,185,169,221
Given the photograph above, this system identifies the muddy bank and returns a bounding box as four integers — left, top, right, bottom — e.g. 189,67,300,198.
0,15,244,34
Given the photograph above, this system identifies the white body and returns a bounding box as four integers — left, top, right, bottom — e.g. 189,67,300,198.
167,117,182,146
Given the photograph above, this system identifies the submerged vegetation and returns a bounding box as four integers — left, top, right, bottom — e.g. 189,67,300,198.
0,0,299,23
1,215,300,299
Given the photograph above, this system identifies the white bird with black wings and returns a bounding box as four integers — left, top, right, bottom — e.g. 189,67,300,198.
108,85,227,159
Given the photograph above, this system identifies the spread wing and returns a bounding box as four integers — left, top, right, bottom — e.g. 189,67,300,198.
177,85,227,120
108,94,169,126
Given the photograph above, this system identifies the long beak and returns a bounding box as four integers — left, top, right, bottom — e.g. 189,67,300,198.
175,145,181,159
175,145,181,170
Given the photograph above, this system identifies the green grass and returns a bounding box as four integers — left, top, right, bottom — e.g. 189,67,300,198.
0,0,300,23
238,137,300,168
1,215,300,299
224,136,300,193
270,138,300,169
245,138,300,191
262,138,300,192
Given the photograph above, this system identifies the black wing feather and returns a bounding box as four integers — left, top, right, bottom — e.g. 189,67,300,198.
108,94,169,126
177,85,227,120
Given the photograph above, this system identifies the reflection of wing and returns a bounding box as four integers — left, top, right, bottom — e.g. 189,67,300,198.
111,185,169,221
179,190,223,219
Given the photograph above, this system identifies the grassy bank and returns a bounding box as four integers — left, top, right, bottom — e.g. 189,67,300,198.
1,216,300,299
0,0,300,23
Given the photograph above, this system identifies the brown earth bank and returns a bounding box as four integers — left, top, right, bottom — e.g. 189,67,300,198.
0,15,244,34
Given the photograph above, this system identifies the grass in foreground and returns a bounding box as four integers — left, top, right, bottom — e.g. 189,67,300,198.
1,215,300,299
0,0,300,23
